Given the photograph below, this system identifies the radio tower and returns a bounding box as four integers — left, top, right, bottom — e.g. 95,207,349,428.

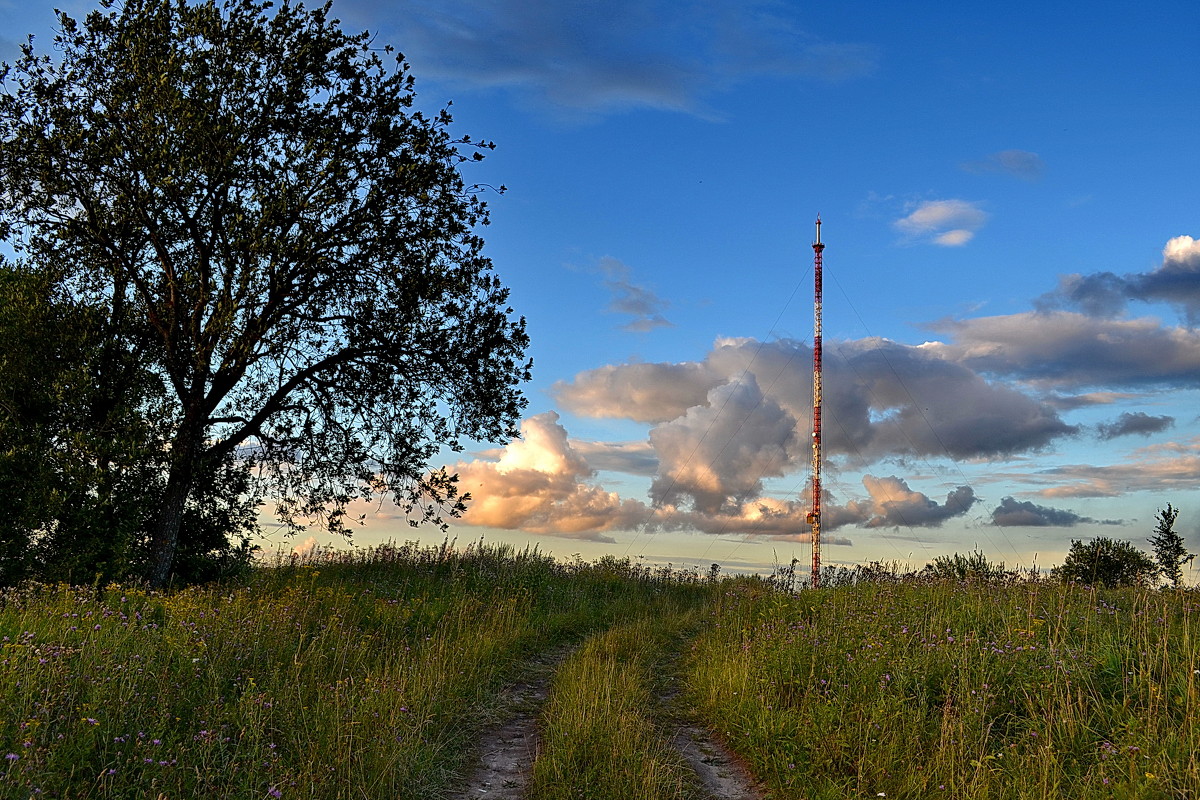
807,216,825,588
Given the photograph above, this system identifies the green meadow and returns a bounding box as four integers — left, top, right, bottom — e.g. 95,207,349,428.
2,543,1198,799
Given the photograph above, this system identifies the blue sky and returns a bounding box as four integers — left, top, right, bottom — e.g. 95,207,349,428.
4,0,1199,576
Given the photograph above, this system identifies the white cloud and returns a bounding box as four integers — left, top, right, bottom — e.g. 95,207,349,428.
1164,235,1200,265
894,199,988,246
935,229,975,246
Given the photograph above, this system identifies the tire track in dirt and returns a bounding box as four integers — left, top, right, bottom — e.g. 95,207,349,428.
446,647,568,800
448,639,762,800
658,651,763,800
669,719,762,800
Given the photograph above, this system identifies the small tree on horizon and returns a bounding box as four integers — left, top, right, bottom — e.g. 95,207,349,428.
1148,504,1194,588
1053,538,1157,588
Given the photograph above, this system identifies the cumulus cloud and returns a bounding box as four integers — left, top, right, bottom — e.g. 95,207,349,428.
926,311,1200,389
657,498,852,543
445,375,1009,541
990,497,1116,527
597,257,673,332
1096,411,1173,440
649,374,802,514
960,149,1044,180
836,338,1076,458
362,0,877,116
1038,235,1200,325
1143,236,1200,323
845,476,977,529
554,361,717,423
451,412,647,540
448,409,849,542
450,308,1194,542
571,439,659,476
557,335,1076,466
893,199,988,246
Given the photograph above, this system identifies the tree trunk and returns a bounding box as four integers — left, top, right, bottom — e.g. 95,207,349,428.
147,418,203,588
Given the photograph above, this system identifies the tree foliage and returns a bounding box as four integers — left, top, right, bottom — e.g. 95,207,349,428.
1053,538,1157,588
0,263,259,585
1148,504,1193,588
0,0,530,585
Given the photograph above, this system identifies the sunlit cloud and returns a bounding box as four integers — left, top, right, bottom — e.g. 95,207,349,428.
846,476,977,529
649,374,801,514
450,412,643,541
292,535,320,556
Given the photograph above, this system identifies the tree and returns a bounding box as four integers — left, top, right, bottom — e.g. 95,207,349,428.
0,0,530,586
0,261,261,585
1053,538,1157,588
1147,504,1193,588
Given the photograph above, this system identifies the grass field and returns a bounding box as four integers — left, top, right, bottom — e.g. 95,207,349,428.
687,578,1200,799
2,543,1198,799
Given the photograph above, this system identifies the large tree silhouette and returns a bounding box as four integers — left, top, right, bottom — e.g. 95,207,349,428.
0,0,530,586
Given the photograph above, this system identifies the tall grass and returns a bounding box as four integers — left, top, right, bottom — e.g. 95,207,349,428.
10,543,1196,799
0,541,715,798
530,605,706,800
686,578,1200,799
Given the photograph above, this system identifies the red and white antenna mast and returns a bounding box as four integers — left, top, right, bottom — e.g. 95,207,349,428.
807,216,825,588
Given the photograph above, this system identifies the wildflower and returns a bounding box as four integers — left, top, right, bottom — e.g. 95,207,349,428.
268,788,283,798
5,754,17,761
